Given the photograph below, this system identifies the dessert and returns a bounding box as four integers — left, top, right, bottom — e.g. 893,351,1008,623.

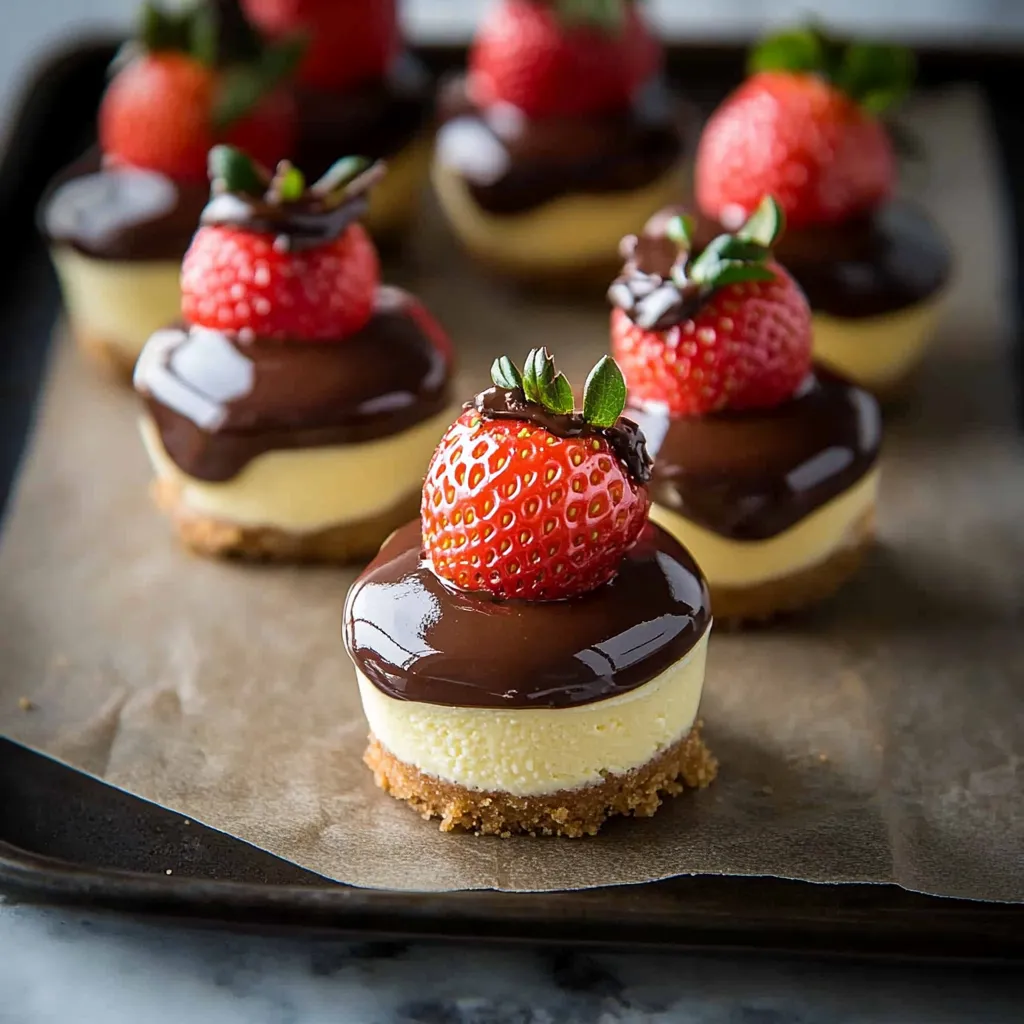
432,0,693,285
609,198,882,622
134,147,456,561
344,350,716,836
40,0,301,377
694,28,951,396
242,0,435,239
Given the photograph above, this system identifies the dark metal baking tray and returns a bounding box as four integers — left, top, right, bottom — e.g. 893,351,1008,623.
1,38,1022,959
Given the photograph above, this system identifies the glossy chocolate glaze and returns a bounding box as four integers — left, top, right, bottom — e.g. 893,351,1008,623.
696,200,951,318
293,52,434,180
632,371,881,540
135,286,452,482
344,519,710,709
435,74,692,216
40,150,208,261
472,386,652,485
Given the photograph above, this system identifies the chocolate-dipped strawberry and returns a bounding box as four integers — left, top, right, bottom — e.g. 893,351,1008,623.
40,0,303,377
134,146,456,562
609,197,882,623
344,348,716,836
241,0,435,240
432,0,694,287
694,27,951,396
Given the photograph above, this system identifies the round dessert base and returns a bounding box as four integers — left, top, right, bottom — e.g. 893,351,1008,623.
364,724,717,838
711,507,876,626
73,324,139,381
152,477,420,564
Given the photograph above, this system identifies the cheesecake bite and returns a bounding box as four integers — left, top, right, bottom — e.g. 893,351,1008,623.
694,29,951,396
344,350,716,836
134,147,455,561
40,0,300,377
432,0,694,286
242,0,434,240
609,198,882,623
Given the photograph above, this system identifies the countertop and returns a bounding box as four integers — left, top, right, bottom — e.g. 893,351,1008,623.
1,903,1022,1023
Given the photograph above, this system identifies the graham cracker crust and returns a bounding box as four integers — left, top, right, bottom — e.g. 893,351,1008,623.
364,725,718,838
73,325,139,382
152,476,420,563
711,505,876,626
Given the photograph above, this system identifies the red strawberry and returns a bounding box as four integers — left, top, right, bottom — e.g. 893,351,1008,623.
181,148,381,341
99,3,300,182
242,0,399,91
422,350,651,601
469,0,661,119
608,198,812,416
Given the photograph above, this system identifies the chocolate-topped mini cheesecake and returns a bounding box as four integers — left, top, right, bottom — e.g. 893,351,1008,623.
134,147,455,562
695,29,951,396
241,0,435,239
344,350,716,837
431,0,694,285
609,199,882,622
41,0,301,377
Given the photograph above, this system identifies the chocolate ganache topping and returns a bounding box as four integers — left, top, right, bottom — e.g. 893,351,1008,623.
344,519,710,709
135,286,452,481
435,74,693,215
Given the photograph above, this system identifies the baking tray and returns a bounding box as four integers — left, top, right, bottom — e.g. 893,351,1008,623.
1,38,1023,960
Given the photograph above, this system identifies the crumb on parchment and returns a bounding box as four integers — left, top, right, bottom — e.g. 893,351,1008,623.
18,697,34,712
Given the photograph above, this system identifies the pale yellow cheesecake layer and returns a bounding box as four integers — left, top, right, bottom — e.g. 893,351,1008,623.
811,298,944,392
355,625,710,797
650,470,879,589
139,408,456,533
431,158,691,274
51,248,182,362
365,136,433,238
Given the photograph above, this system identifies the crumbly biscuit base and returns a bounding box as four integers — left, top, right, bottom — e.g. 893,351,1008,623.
711,505,876,626
152,476,421,564
364,724,717,838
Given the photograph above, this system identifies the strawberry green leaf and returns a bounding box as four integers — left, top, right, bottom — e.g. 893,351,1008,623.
553,0,625,33
208,144,267,196
700,233,770,263
582,356,627,428
736,195,785,249
693,259,776,290
491,355,523,392
545,374,575,416
188,2,219,66
835,43,915,114
311,156,371,197
271,162,305,202
748,27,827,76
665,213,695,250
523,348,574,415
212,34,305,129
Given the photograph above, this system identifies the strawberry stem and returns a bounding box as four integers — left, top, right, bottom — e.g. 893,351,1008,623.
552,0,626,33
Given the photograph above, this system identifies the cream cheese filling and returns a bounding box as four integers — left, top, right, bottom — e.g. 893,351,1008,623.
356,625,710,797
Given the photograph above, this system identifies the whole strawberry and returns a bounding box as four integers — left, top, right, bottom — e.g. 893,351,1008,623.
181,147,381,340
695,28,912,228
469,0,661,119
609,197,812,416
100,1,303,182
422,349,651,601
241,0,399,91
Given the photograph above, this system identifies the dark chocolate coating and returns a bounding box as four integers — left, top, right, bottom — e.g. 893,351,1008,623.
344,519,710,710
434,74,692,216
134,286,452,482
40,151,207,261
633,371,881,541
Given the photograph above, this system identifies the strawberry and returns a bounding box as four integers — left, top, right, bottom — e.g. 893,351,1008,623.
695,28,912,228
468,0,661,119
422,350,651,601
99,1,302,182
241,0,399,91
608,197,812,416
181,148,381,341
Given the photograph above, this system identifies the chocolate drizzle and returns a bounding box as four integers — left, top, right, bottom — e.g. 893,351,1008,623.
634,370,882,540
471,386,652,485
607,228,692,330
435,74,692,215
344,519,710,710
134,286,452,481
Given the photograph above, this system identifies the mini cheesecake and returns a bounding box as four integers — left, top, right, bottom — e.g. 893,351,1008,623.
344,351,716,836
609,201,882,623
432,0,694,286
134,150,455,562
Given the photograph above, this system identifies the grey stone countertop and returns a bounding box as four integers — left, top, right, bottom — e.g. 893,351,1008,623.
1,903,1022,1023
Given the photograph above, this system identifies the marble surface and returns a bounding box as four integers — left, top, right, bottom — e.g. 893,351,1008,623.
1,903,1022,1023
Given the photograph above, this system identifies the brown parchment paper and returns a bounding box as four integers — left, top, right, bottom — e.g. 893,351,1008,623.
2,87,1023,899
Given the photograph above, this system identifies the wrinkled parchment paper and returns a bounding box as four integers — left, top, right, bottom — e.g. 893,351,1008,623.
2,88,1023,898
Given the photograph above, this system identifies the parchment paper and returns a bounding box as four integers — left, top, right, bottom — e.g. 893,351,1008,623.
2,88,1023,899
